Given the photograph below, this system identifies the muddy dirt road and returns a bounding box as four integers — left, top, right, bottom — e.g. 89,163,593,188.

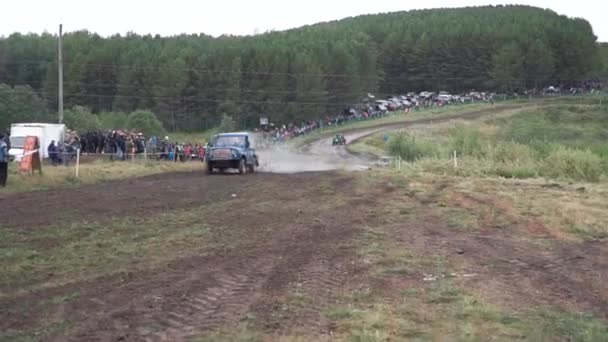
2,171,607,341
0,172,372,341
257,104,523,173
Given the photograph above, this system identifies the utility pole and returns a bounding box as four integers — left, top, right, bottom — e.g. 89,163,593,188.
58,24,64,124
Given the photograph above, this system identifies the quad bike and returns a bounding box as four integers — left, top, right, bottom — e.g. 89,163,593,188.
332,134,346,146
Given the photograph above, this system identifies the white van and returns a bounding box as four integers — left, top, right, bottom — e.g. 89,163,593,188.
9,123,66,161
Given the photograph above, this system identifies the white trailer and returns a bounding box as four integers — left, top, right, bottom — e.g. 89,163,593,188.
9,123,66,161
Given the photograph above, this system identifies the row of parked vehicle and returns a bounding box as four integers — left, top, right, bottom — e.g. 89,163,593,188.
367,91,495,112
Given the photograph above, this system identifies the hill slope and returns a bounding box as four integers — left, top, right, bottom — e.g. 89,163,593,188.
0,5,599,130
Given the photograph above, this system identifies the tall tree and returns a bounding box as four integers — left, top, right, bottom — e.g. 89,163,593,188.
0,5,600,128
491,43,525,92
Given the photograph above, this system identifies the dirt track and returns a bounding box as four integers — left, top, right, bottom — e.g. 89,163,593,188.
257,104,524,173
2,103,607,340
2,171,607,340
0,172,371,341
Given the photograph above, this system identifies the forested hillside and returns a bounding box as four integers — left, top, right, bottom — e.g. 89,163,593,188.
598,43,608,78
0,5,599,131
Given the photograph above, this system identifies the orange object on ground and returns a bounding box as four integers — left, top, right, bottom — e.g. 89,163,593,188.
19,135,42,175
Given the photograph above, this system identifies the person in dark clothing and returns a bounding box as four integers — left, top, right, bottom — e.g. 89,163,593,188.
0,133,8,187
48,141,58,165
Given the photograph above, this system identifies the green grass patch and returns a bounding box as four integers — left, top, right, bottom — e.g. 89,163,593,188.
0,203,249,295
363,100,608,182
450,124,487,158
445,208,480,231
387,132,432,162
532,310,608,341
328,279,531,341
541,146,603,182
329,275,608,341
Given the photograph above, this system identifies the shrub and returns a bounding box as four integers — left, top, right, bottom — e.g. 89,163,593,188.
63,106,101,132
487,142,538,179
450,125,487,157
99,112,129,129
492,163,538,179
126,110,166,136
388,132,425,162
491,141,535,165
541,147,603,182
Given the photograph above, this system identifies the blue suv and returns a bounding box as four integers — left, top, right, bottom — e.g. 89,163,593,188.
206,132,259,174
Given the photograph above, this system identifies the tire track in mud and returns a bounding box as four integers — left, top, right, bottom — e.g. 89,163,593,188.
252,256,352,335
139,261,274,342
72,258,276,342
67,207,364,340
251,214,364,335
2,172,366,341
286,255,351,332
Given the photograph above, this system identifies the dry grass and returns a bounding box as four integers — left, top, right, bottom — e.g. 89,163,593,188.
2,159,204,193
444,176,608,241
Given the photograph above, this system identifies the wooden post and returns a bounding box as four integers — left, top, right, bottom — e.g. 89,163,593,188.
75,148,80,178
453,151,458,168
398,156,401,170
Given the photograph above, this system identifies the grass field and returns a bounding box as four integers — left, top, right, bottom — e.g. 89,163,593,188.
351,99,608,183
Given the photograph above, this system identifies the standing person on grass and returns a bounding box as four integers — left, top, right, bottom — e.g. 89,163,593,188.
0,133,8,187
48,141,58,165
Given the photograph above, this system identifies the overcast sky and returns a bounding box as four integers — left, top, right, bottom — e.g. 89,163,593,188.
2,0,606,41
